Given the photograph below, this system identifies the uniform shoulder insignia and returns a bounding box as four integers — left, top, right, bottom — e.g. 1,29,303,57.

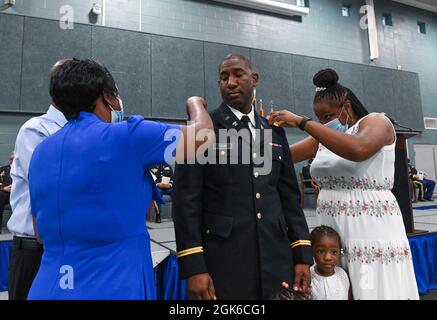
259,117,269,129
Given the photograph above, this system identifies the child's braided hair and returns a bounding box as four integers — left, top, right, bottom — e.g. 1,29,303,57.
310,225,342,249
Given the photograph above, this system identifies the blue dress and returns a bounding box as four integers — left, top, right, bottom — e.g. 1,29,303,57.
27,112,181,300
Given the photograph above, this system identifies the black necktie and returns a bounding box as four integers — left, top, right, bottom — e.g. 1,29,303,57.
240,115,253,142
240,115,251,130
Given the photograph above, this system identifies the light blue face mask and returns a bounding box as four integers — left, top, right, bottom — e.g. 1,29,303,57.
109,97,124,123
324,106,349,132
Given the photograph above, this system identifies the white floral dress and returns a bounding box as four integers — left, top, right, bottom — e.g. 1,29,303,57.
310,113,419,300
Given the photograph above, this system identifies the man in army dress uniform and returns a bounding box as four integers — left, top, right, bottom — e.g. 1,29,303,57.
173,54,312,300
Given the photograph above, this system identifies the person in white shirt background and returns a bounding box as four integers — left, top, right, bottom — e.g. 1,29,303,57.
7,59,70,300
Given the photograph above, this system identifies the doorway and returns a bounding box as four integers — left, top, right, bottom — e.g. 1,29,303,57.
413,144,437,184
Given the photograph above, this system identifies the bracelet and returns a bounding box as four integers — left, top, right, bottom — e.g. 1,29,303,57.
298,116,312,131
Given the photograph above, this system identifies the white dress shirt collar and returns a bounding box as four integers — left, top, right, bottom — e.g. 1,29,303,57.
226,105,257,140
226,105,256,128
46,104,68,127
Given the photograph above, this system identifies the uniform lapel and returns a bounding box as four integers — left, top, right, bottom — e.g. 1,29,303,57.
216,103,252,145
216,103,240,130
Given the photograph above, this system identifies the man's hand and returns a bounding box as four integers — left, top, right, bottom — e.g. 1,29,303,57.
187,273,216,300
1,185,12,192
293,264,311,298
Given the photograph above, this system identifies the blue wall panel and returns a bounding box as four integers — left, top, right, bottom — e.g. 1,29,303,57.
151,36,204,118
250,49,293,113
92,26,152,117
20,17,92,112
393,71,424,130
363,66,396,117
292,55,329,118
328,60,365,105
0,14,23,111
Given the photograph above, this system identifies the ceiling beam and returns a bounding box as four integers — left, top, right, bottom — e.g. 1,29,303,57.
210,0,309,17
392,0,437,13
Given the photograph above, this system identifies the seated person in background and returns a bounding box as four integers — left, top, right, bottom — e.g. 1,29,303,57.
408,162,424,201
310,225,352,300
302,158,320,191
409,161,435,201
302,159,312,184
150,164,174,223
0,153,14,233
151,164,174,197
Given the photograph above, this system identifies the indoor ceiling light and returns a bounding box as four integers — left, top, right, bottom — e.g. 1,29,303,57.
211,0,309,17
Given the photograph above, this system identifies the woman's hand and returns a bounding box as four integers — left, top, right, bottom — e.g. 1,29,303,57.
268,110,303,128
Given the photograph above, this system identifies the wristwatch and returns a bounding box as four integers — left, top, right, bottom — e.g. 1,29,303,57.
298,116,312,131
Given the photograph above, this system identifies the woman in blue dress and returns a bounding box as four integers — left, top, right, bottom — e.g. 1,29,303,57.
27,59,213,299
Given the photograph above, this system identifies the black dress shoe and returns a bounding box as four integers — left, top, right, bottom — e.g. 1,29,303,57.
424,198,434,201
155,215,162,223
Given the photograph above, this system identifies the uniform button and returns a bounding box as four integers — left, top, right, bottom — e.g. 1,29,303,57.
252,152,257,159
256,192,261,199
206,229,211,235
220,151,225,156
254,171,259,178
257,213,262,220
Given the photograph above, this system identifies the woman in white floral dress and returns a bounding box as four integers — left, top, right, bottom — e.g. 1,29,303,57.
269,69,419,299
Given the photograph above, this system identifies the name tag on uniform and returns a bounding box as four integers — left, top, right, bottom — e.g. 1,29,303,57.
213,143,233,150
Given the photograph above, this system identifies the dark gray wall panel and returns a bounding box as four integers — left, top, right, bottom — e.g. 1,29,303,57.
328,60,365,104
0,14,23,111
92,27,151,117
20,17,92,112
292,55,329,118
363,66,396,117
250,50,293,114
151,36,204,118
204,43,250,109
392,71,424,130
0,114,34,164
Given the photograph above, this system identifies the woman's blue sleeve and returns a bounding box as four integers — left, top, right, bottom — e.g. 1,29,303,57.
127,116,181,168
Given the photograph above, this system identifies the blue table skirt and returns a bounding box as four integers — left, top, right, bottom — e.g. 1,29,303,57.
1,234,434,297
409,232,437,295
0,241,12,291
155,255,187,300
